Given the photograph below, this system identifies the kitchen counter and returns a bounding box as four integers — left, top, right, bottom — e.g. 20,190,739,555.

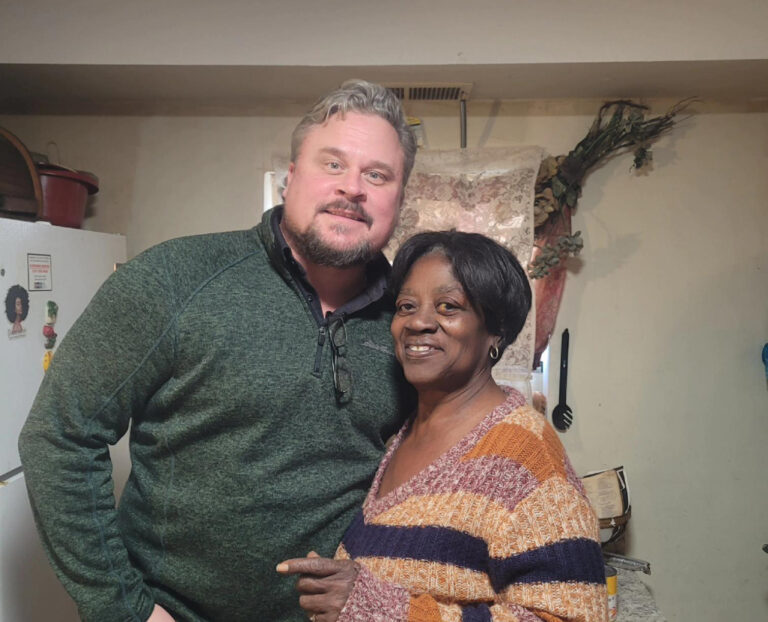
617,568,666,621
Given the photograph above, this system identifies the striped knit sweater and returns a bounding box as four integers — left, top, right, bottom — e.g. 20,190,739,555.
335,389,608,622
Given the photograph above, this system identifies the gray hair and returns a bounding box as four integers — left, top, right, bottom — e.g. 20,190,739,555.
290,79,417,188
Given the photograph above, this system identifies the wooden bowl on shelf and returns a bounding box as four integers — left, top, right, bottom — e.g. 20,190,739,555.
0,126,43,221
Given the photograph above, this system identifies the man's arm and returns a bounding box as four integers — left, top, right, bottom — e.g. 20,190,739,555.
19,248,177,622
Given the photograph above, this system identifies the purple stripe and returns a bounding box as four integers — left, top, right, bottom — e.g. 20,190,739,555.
488,538,606,592
404,455,539,513
344,513,605,589
462,604,492,622
343,512,489,573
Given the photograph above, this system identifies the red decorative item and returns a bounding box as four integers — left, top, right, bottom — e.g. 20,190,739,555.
42,324,56,339
38,164,99,229
532,206,571,368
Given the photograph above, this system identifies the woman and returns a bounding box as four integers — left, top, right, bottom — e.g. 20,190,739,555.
278,231,607,622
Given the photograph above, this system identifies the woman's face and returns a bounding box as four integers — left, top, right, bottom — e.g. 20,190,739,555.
14,297,22,317
391,253,497,392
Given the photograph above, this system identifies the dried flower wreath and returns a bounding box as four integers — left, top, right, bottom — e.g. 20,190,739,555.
530,98,695,279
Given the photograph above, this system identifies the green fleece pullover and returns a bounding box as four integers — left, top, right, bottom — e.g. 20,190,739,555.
18,207,410,621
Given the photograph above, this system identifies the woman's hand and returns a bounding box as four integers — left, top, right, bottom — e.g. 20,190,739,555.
276,551,360,622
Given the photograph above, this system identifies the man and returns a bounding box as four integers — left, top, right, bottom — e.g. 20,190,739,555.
19,79,416,622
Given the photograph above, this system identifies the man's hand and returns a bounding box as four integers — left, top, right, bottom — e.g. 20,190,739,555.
146,604,176,622
276,551,359,622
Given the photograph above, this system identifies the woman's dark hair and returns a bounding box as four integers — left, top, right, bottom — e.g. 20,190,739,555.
389,231,532,364
5,284,30,323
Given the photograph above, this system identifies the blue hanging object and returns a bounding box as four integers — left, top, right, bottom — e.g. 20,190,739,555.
763,343,768,379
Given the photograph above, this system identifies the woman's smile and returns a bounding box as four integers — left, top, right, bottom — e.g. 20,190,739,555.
403,338,441,356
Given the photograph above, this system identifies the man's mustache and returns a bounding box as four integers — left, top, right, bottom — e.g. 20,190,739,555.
317,200,373,228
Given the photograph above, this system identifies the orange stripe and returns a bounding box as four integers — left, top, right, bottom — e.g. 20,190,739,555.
408,594,442,622
501,581,608,622
462,421,567,483
487,476,600,557
501,404,546,438
372,491,507,532
435,602,464,622
357,556,496,601
335,543,351,560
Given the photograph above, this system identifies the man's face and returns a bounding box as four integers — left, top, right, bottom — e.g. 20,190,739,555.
281,112,405,267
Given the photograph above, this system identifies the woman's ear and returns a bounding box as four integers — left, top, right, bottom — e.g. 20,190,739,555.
487,335,503,363
489,334,503,351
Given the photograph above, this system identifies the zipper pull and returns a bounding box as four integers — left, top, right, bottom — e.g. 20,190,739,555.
312,324,327,375
317,325,326,347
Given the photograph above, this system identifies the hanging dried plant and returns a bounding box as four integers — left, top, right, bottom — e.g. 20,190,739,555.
529,98,696,279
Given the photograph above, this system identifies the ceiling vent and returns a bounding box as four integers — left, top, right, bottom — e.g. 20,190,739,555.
385,83,473,102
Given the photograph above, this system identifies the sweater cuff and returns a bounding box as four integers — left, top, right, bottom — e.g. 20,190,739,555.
338,565,410,622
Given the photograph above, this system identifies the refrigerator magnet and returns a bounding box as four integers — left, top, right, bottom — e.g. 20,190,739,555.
27,254,53,291
5,285,29,339
42,324,58,350
45,300,59,325
43,300,59,349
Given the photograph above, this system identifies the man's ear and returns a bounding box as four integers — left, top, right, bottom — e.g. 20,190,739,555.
282,163,296,201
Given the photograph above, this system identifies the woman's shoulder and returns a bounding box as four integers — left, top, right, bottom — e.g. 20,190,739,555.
463,393,575,484
478,388,556,449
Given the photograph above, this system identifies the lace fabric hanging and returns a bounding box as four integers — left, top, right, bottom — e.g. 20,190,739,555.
382,146,544,382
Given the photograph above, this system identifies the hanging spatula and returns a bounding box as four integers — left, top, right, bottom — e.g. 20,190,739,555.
552,329,573,431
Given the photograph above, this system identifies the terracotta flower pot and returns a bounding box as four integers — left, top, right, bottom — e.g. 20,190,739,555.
38,164,99,229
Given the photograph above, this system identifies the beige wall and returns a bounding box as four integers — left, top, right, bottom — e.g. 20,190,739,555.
2,99,767,620
0,109,304,255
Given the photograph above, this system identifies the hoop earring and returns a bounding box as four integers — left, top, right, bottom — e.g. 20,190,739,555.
489,345,500,361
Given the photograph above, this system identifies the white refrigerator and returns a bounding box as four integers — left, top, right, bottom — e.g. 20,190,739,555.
0,218,128,622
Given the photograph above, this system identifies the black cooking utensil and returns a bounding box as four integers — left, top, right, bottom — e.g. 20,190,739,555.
552,329,573,431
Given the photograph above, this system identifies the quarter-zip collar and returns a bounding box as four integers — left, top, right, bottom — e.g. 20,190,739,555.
258,206,392,325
